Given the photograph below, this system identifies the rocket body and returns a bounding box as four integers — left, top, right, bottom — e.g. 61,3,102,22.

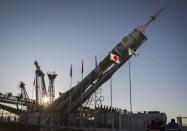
48,6,166,116
52,27,147,112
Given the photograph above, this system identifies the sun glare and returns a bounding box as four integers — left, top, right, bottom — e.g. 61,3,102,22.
43,96,49,104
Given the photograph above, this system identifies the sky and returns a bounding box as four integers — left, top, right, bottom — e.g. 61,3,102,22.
0,0,186,122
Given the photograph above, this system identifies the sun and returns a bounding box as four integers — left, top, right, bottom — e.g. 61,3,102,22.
43,96,49,105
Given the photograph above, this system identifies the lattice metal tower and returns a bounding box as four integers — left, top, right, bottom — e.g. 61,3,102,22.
47,72,57,104
34,60,47,105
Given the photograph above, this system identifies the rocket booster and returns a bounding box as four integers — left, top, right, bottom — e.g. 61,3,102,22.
48,6,166,113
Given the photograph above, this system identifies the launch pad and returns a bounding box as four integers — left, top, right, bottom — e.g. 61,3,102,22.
0,7,167,131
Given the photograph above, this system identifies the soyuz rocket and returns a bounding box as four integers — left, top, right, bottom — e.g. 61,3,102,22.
47,6,166,116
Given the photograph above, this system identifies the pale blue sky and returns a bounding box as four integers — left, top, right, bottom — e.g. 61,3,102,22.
0,0,186,121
